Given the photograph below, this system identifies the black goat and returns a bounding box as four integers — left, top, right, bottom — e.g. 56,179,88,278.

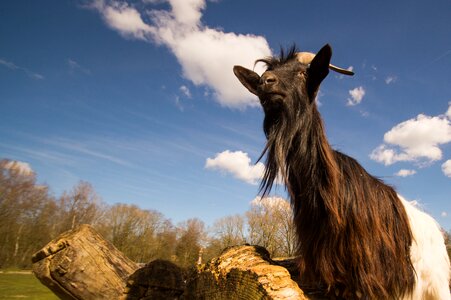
233,44,450,299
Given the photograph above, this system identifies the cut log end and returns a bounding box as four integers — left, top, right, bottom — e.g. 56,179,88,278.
32,224,138,300
185,245,310,299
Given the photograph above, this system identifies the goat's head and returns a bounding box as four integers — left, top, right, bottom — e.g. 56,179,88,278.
233,44,353,136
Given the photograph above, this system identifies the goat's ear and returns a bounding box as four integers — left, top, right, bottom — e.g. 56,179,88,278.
233,66,260,96
307,44,332,100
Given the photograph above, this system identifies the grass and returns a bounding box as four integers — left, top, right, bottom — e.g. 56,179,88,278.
0,271,58,300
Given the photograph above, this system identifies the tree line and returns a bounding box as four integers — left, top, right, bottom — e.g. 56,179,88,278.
0,159,297,269
1,159,450,270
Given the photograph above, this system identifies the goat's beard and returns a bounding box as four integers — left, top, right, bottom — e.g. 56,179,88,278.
259,96,309,197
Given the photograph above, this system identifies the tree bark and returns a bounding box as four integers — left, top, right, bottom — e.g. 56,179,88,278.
32,224,138,300
32,225,323,299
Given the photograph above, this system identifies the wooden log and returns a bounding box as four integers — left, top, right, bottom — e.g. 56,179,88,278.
33,226,324,299
185,245,311,299
32,224,138,300
124,259,186,299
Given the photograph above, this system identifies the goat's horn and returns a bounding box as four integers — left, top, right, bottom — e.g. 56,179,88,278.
296,52,354,76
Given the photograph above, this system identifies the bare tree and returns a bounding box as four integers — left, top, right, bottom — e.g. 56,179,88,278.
246,196,296,258
95,203,169,263
57,181,101,232
153,219,177,261
212,214,246,248
0,159,55,268
175,218,206,267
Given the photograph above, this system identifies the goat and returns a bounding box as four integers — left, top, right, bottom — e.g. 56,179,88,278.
233,44,450,299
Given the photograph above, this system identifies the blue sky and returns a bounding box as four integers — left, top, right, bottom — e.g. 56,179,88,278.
1,0,450,229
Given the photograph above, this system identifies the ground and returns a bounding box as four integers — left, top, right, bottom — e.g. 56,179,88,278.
0,271,57,300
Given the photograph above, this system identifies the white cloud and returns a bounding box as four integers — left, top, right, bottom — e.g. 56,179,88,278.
442,160,451,178
394,169,416,177
91,0,271,108
360,110,369,117
180,85,191,98
370,145,408,166
251,196,290,210
371,105,451,166
205,150,264,184
3,160,34,176
385,76,397,84
441,211,448,218
446,102,451,119
0,58,44,80
315,90,324,107
346,86,365,106
67,59,91,75
165,0,205,27
0,59,18,69
91,0,154,40
43,137,132,167
174,95,184,111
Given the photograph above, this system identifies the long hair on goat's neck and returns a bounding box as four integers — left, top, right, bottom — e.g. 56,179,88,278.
255,45,415,299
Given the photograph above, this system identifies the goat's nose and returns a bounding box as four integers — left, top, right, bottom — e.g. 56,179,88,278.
261,73,278,86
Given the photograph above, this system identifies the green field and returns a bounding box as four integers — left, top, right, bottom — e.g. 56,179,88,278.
0,271,58,300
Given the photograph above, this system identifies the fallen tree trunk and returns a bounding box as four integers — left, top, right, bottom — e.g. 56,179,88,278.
32,225,319,299
32,224,139,299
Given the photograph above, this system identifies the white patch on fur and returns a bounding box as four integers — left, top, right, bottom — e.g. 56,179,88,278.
399,196,451,300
